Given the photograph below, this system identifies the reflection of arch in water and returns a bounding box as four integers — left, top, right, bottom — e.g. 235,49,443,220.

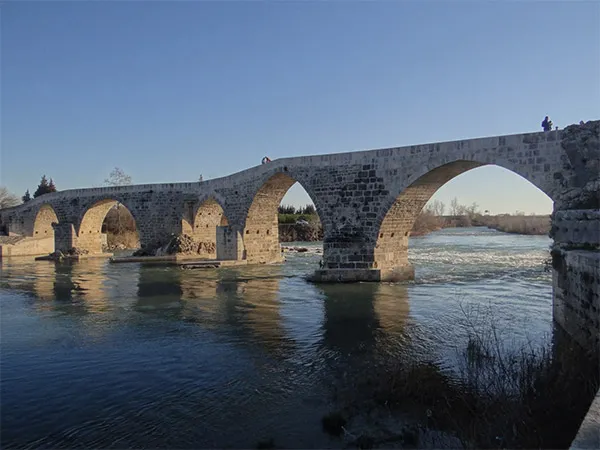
69,259,109,312
182,197,229,258
33,261,57,302
135,265,184,314
178,270,292,355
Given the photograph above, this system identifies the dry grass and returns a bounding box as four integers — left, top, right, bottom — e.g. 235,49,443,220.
106,230,139,249
478,215,551,235
327,304,599,449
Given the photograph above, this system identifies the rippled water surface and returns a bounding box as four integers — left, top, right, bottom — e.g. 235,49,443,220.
1,227,553,448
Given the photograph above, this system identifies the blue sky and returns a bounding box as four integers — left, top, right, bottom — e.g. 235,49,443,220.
1,1,598,214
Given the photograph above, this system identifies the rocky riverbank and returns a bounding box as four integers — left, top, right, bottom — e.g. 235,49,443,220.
279,223,323,242
132,234,215,257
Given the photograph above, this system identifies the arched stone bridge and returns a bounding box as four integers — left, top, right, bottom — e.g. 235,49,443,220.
1,120,599,350
0,120,597,272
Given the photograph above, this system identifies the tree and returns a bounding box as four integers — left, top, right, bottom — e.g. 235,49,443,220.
301,204,316,215
33,175,57,198
22,190,31,203
465,202,479,217
278,204,296,215
104,167,132,187
0,186,20,209
429,200,445,216
449,197,461,216
104,167,133,235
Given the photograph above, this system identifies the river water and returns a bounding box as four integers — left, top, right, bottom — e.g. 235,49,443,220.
1,227,556,448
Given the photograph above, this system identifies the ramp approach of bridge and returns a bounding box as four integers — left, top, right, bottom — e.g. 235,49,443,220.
1,121,598,352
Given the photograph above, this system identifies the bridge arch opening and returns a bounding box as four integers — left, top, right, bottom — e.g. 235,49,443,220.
374,161,553,278
244,172,321,264
182,198,229,258
79,199,140,253
33,204,59,237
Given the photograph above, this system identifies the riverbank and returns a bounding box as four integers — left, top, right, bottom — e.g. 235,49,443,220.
277,213,551,241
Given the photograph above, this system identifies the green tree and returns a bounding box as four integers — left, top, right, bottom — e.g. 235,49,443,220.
22,189,31,203
33,175,57,198
301,204,316,215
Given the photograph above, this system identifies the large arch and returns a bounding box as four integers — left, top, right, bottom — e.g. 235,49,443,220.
33,204,59,238
243,172,320,264
373,160,553,277
77,199,140,254
182,197,229,258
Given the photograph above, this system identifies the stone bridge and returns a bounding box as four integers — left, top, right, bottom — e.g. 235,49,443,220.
1,121,599,350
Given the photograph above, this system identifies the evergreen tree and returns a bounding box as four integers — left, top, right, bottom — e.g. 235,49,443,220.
33,175,57,198
22,190,31,203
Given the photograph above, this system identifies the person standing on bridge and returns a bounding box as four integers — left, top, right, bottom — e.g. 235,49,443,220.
541,116,553,132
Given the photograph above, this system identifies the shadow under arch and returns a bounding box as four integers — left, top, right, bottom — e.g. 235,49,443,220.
32,204,59,238
373,161,554,277
182,197,230,259
243,172,322,264
77,199,141,254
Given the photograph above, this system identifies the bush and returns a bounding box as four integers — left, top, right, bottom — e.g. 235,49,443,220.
329,303,599,449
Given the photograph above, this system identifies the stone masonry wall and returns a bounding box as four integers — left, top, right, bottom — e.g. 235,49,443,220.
553,250,600,352
191,199,228,258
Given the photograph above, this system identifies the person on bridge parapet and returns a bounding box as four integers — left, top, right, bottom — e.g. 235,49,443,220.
261,156,272,164
541,116,553,132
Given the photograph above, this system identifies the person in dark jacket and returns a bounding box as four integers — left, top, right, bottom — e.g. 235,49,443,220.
541,116,553,132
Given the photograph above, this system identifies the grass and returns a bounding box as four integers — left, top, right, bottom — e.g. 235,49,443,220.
325,303,599,449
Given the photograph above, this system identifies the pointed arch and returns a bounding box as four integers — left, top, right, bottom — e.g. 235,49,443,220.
373,160,553,275
77,199,140,253
243,172,321,264
33,204,59,237
182,197,230,258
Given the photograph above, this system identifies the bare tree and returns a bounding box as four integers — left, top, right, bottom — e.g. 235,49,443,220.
104,167,133,234
449,197,461,216
104,167,132,187
466,202,479,217
430,200,445,216
0,187,20,209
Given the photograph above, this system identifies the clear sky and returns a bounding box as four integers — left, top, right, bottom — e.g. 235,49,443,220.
1,1,598,214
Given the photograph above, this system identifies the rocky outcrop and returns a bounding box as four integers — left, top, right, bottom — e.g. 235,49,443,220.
279,223,323,242
556,120,600,210
132,234,215,257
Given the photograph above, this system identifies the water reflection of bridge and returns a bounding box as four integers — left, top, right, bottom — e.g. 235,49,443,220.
319,283,411,354
9,260,415,357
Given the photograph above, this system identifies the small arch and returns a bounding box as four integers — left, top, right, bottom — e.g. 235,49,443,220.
243,172,322,264
184,197,230,259
79,199,140,253
33,204,59,237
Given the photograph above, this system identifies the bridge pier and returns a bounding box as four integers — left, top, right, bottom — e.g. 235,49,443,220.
551,210,600,354
312,239,415,282
52,222,78,253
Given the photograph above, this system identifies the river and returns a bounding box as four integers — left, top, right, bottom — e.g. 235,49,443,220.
0,227,558,448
